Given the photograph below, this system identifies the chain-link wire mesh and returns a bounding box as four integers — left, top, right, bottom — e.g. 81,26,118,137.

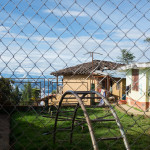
1,0,150,149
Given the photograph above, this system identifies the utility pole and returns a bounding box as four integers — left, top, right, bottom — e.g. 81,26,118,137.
84,51,102,84
85,51,102,105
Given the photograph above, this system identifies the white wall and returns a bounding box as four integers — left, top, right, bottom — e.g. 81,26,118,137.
126,69,148,103
148,70,150,101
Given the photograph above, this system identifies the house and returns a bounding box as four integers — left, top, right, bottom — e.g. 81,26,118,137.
50,60,126,105
118,62,150,111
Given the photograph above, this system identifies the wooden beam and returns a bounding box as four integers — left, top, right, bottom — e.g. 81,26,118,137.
56,76,58,94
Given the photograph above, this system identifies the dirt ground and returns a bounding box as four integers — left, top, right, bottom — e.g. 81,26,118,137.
0,114,10,150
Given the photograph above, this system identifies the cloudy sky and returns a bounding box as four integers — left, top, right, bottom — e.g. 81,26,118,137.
0,0,150,78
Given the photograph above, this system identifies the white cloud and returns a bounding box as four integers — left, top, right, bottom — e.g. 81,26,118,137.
0,26,10,32
1,27,150,78
44,9,87,17
113,28,147,40
1,0,150,79
0,34,149,78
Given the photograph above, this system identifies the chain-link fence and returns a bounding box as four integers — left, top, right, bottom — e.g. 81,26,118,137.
1,0,150,149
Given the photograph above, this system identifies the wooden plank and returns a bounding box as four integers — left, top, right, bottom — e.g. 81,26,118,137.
74,91,92,94
96,114,113,119
85,105,109,108
75,118,115,125
97,137,122,141
91,118,115,122
51,111,74,113
63,97,102,99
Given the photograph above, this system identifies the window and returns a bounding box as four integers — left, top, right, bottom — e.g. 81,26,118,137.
132,69,139,91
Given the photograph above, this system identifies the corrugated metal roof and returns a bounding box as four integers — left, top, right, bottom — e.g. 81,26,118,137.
118,62,150,71
94,70,126,78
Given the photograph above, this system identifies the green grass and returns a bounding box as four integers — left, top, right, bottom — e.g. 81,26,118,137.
10,107,150,150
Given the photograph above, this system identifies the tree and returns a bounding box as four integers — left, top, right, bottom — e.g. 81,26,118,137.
21,82,32,105
117,49,135,64
51,90,56,94
12,86,22,105
144,37,150,43
0,77,14,105
31,88,40,101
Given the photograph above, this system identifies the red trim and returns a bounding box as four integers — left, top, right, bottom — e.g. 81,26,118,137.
118,100,127,104
126,97,150,111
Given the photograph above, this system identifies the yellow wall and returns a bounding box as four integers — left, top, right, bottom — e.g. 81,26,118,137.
63,75,90,92
51,75,126,105
52,75,92,105
112,78,126,100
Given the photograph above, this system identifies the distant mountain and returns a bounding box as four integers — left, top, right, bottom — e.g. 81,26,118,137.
1,72,53,79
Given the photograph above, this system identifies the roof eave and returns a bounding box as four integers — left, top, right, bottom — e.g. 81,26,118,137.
118,62,150,71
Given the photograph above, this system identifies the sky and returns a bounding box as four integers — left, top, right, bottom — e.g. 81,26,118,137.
0,0,150,78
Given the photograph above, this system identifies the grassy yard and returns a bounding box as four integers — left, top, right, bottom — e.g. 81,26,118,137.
10,107,150,150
